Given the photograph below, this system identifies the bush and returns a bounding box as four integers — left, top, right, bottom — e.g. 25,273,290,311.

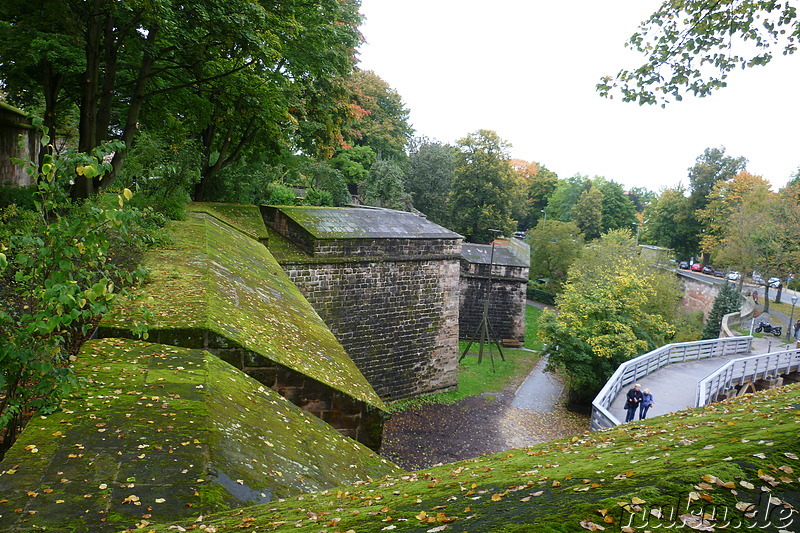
0,136,152,456
265,183,297,206
0,184,36,210
526,283,556,306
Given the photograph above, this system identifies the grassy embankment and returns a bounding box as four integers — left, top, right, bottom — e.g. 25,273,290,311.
146,381,800,532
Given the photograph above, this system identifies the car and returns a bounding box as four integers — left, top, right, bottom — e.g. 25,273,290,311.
702,266,714,275
752,272,765,284
713,269,726,278
679,261,690,270
768,277,782,288
690,263,703,272
726,271,741,281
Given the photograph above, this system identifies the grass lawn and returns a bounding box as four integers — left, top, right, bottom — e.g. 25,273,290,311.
387,304,545,412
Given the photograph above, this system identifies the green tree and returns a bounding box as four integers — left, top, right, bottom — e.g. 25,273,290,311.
0,0,362,199
407,139,456,227
330,145,378,187
702,282,743,339
447,130,517,243
363,160,411,211
573,184,604,240
596,179,638,232
598,1,799,105
541,230,678,401
642,185,696,259
513,160,559,231
527,220,584,293
544,175,589,223
626,187,657,213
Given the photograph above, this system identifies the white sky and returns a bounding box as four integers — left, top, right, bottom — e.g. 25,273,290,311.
356,0,800,193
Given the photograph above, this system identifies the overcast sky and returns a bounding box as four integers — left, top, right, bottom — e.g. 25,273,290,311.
356,0,800,193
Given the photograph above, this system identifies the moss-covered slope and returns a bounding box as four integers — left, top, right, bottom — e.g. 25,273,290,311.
99,211,383,411
146,383,800,532
0,338,400,533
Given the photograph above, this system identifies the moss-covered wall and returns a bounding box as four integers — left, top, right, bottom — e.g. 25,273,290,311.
264,207,462,401
98,210,386,449
0,339,400,533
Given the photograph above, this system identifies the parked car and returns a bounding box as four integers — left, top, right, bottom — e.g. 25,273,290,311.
768,277,782,288
702,266,714,275
690,263,703,272
752,272,765,284
726,271,741,281
679,261,690,270
713,268,726,278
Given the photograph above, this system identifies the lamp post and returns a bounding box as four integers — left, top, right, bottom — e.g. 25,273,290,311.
786,294,798,342
540,209,547,226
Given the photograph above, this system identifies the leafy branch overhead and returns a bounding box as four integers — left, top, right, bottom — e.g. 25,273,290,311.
598,1,799,105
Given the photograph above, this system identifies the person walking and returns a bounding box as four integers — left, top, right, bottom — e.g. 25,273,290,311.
624,383,643,423
639,389,654,420
794,319,800,340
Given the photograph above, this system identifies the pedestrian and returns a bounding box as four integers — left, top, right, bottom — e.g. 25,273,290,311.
624,383,643,423
639,389,654,420
753,292,759,305
794,319,800,340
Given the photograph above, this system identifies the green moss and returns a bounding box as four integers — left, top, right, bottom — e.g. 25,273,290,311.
187,202,269,241
0,339,400,532
100,212,384,411
143,382,800,532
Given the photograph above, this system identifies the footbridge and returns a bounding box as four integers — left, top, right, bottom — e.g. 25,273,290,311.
591,336,800,430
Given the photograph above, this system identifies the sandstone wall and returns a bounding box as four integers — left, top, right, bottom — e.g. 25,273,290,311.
460,262,528,342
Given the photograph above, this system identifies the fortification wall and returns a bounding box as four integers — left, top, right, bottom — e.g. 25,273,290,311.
0,102,39,187
679,273,720,319
264,206,462,401
460,262,528,342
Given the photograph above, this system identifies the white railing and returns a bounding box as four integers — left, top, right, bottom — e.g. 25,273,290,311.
697,348,800,405
591,336,753,430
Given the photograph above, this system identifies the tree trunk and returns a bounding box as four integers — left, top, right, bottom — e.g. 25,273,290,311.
75,0,104,199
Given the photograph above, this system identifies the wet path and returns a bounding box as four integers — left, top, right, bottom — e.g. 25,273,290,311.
510,354,564,411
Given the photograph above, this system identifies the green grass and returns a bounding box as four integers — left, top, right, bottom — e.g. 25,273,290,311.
524,304,545,350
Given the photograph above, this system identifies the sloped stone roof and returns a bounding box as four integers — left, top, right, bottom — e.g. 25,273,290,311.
276,206,462,239
100,211,384,410
0,339,400,532
461,238,530,268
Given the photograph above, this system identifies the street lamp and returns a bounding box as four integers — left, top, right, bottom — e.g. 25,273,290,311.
786,294,798,342
540,209,547,226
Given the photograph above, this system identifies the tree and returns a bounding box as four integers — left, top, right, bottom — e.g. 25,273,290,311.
363,160,411,211
544,174,589,223
573,184,604,240
527,220,584,293
697,171,773,257
447,130,517,243
344,70,414,162
513,160,558,231
626,186,657,213
0,0,363,199
407,139,455,227
702,282,743,340
596,178,638,232
541,230,679,401
598,1,800,106
642,185,696,259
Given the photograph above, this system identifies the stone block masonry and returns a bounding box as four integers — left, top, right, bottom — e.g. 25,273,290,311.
263,206,463,401
460,239,530,342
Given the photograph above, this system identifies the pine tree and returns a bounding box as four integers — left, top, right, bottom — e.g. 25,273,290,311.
702,283,743,339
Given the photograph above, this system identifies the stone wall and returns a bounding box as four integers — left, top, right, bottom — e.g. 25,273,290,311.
263,206,462,401
678,272,720,319
0,102,39,187
459,239,530,342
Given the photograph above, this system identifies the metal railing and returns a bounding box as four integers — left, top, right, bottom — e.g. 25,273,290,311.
591,336,753,430
697,348,800,405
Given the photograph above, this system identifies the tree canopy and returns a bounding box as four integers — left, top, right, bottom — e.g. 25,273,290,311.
598,0,800,105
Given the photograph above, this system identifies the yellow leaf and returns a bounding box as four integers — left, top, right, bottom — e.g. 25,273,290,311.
123,188,133,200
631,497,646,505
491,494,502,501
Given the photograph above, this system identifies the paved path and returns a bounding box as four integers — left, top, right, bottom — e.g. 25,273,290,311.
610,335,797,423
510,354,564,411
